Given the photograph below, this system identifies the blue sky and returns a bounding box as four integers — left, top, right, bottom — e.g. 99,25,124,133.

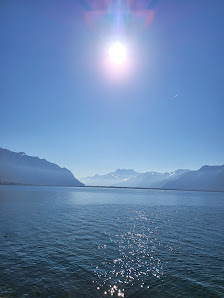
1,0,224,178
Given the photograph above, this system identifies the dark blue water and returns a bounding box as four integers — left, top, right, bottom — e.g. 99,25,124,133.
0,186,224,297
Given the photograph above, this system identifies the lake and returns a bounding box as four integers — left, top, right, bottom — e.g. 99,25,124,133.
0,186,224,297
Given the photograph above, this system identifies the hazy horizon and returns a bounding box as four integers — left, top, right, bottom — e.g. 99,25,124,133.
1,146,224,180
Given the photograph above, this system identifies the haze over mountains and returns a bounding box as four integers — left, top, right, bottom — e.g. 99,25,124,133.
80,169,190,187
80,167,224,191
0,148,223,191
0,148,83,187
81,169,140,187
164,165,224,191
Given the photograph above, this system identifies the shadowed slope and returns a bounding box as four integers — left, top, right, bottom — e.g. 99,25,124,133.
0,148,84,186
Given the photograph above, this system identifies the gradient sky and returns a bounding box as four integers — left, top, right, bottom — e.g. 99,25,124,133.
1,0,224,178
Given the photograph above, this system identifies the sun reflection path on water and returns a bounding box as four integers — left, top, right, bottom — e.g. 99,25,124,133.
92,210,165,296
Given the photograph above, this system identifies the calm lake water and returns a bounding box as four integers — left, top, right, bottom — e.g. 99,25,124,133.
0,186,224,297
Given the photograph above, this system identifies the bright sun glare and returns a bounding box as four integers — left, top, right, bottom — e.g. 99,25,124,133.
108,41,127,65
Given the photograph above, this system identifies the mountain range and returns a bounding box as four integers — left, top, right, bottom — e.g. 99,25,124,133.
80,166,224,191
0,148,83,187
164,165,224,191
0,148,223,191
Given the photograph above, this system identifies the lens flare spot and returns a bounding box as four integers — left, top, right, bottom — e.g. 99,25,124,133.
108,41,127,65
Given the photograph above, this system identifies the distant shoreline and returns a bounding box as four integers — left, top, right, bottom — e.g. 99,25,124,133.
83,185,224,193
0,182,224,193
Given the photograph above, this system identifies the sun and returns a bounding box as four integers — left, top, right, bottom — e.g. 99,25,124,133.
103,40,133,80
108,41,127,65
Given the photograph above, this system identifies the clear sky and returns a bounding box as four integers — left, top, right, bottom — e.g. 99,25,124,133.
1,0,224,178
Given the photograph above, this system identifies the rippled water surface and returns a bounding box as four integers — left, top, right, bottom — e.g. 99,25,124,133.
0,186,224,297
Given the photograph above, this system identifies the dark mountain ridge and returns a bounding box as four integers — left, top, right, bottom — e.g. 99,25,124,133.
164,165,224,191
0,148,84,186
